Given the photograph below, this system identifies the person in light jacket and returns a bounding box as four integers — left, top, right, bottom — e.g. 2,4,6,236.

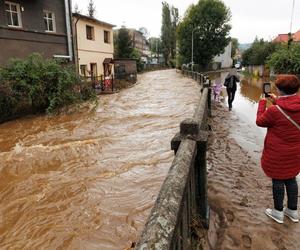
256,74,300,224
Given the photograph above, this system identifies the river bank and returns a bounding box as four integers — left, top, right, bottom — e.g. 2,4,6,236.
205,102,300,250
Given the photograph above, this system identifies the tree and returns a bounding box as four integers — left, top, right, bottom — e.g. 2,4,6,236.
161,2,172,65
267,43,300,74
170,6,179,61
242,38,277,66
177,0,231,68
87,0,96,17
231,38,239,58
149,37,162,57
161,2,178,66
130,49,143,72
114,27,134,58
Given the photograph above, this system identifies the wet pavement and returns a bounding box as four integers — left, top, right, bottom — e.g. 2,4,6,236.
209,73,273,161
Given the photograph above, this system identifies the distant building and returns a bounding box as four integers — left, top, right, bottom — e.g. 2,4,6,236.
273,33,291,43
273,30,300,43
293,29,300,41
213,42,233,69
0,0,73,65
73,13,115,78
129,29,150,62
114,28,150,63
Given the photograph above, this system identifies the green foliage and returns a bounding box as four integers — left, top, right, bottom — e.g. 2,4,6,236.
177,0,231,68
242,38,277,66
231,38,238,58
161,2,178,65
0,53,94,122
114,27,134,58
149,37,162,56
130,49,143,72
267,43,300,74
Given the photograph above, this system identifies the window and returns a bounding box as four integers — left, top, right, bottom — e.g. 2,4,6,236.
104,30,110,44
86,25,94,40
80,65,87,76
5,1,22,28
44,11,56,32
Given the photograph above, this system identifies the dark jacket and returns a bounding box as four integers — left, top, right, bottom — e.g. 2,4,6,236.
256,95,300,179
224,75,239,91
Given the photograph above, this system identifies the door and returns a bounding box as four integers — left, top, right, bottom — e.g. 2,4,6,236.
90,63,97,86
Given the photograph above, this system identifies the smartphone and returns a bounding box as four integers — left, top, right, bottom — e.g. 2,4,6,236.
263,82,271,97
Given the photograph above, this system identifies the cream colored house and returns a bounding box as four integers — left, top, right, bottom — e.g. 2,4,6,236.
73,13,115,78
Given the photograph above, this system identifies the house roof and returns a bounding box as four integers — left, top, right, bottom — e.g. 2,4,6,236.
273,29,300,43
72,13,115,28
293,29,300,41
273,33,291,43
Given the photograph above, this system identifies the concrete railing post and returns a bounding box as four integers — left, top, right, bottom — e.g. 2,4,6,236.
195,133,209,229
203,79,212,118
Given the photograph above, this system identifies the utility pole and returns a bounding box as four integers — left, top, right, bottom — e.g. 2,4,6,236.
288,0,296,49
290,0,296,33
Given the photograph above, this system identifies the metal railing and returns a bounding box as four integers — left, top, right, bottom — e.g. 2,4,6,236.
82,74,114,92
135,70,211,250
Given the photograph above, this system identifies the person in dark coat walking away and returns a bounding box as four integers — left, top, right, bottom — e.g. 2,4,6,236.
224,68,240,110
256,74,300,224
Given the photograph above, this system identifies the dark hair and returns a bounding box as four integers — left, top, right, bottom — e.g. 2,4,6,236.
275,75,300,95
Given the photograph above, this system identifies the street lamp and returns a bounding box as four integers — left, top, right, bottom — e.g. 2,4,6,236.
191,26,200,71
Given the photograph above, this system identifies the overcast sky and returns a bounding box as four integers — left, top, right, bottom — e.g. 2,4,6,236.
72,0,300,44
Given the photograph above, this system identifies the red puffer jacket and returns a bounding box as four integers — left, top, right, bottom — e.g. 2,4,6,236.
256,94,300,179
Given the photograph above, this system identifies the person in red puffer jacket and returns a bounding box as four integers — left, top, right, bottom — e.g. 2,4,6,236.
256,74,300,224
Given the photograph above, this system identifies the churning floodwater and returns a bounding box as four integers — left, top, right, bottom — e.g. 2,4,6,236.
0,69,281,249
0,70,201,249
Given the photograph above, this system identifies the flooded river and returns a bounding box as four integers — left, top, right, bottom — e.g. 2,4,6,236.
0,69,281,249
0,70,200,249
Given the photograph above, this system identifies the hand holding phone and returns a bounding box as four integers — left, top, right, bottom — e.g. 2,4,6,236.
263,83,271,98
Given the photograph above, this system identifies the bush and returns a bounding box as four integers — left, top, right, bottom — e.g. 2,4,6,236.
267,43,300,74
0,53,94,122
242,38,277,66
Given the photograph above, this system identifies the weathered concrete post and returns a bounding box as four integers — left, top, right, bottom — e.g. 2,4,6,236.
171,118,210,230
195,132,209,229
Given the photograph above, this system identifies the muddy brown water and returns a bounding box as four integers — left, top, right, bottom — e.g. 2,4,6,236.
0,70,201,249
0,69,284,249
